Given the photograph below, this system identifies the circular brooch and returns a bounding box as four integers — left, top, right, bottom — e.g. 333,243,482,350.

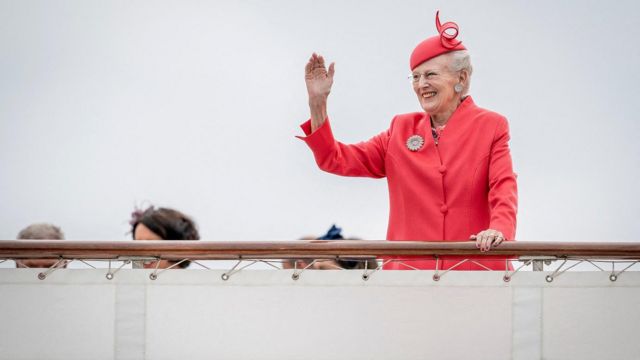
406,135,425,152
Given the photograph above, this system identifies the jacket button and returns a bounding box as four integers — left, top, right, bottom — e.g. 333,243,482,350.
440,205,448,214
438,165,447,174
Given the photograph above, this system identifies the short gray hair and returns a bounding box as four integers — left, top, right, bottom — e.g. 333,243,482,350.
447,50,473,96
17,223,65,240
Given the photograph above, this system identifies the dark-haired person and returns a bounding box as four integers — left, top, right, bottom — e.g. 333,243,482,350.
15,223,67,268
282,235,316,270
298,12,517,270
130,206,200,269
283,225,378,270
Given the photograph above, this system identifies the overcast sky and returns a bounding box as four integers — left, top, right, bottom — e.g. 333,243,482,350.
1,0,638,243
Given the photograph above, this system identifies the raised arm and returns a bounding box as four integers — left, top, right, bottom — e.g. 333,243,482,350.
305,53,335,132
299,53,389,178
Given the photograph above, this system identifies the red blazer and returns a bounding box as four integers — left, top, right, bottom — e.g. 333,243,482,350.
298,97,518,270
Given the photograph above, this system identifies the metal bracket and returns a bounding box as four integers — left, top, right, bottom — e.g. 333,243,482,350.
291,259,318,280
609,261,639,282
37,258,67,280
503,259,531,282
105,260,131,280
190,260,211,270
361,259,391,281
518,256,558,272
545,259,574,282
124,256,161,269
221,258,258,281
433,258,470,281
149,259,190,280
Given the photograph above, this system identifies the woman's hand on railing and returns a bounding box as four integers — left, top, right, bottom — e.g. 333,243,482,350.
470,229,505,252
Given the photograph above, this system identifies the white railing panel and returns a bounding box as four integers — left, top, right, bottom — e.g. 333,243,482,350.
1,269,639,360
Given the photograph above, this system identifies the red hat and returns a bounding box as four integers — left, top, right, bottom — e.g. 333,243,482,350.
410,11,466,70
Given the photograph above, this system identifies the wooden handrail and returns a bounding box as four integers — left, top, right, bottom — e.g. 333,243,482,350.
0,240,639,260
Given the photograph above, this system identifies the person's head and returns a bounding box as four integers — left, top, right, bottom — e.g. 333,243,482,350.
16,223,65,268
282,235,315,270
284,225,378,270
130,206,199,269
409,11,472,116
309,224,345,269
334,236,379,270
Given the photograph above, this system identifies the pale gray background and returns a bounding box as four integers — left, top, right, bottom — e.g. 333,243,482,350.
1,0,638,243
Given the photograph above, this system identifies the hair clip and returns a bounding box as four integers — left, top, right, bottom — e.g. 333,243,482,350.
129,205,154,226
317,224,344,240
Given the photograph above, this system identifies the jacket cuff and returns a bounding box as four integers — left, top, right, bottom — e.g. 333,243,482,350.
296,118,335,149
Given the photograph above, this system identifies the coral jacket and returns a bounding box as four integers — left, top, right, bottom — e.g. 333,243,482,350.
297,97,518,270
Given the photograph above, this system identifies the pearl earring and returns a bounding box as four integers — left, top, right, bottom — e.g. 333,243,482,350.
454,83,463,93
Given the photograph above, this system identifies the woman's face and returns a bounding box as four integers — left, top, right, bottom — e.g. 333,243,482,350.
411,54,461,116
133,223,175,269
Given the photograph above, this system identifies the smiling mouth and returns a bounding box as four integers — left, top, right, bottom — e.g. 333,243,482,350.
422,91,437,99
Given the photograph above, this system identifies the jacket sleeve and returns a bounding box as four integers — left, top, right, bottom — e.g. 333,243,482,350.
296,118,390,178
488,117,518,240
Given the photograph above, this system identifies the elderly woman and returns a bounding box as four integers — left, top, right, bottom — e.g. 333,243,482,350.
297,12,517,270
130,206,200,269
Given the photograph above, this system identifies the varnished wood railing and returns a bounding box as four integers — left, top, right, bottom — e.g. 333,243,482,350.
0,240,639,260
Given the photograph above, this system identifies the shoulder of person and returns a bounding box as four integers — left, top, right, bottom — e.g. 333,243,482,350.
388,112,427,127
471,104,508,125
471,106,512,139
